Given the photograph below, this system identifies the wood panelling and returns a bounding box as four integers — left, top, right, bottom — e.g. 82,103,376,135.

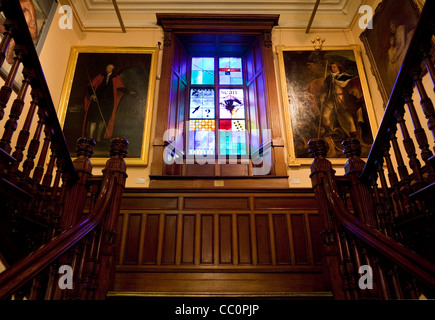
255,214,271,264
142,214,160,264
114,189,326,295
219,215,233,264
291,214,310,265
184,197,249,210
121,197,178,210
254,197,317,210
162,215,178,264
123,214,142,265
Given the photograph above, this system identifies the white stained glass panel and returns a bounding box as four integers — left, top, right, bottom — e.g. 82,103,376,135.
219,89,245,119
189,88,215,119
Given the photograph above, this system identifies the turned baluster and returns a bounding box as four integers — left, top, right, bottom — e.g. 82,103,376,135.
421,48,435,93
0,67,32,153
402,84,435,183
383,130,406,218
411,68,435,150
375,158,398,238
372,256,391,299
32,125,54,186
388,265,405,299
20,107,47,189
0,50,23,121
0,24,14,68
48,156,66,237
368,171,388,235
8,90,39,184
38,140,59,226
393,103,425,189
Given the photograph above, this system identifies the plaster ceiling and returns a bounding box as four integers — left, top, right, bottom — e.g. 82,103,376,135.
64,0,364,32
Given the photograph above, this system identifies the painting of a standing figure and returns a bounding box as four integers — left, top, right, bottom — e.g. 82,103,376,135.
277,46,377,164
59,47,158,166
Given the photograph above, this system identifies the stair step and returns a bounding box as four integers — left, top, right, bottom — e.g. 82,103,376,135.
409,181,435,201
0,148,15,171
0,177,32,202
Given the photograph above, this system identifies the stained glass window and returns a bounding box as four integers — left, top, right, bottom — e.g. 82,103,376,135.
188,57,247,156
191,57,215,85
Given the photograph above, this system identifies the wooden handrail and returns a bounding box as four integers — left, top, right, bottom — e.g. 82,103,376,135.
360,0,435,182
0,174,115,299
322,172,435,289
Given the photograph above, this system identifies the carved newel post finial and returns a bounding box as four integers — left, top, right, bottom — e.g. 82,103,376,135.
109,137,129,159
342,137,365,175
74,137,95,175
308,138,329,159
76,137,96,159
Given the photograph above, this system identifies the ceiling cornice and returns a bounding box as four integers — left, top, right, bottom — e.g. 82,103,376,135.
64,0,363,32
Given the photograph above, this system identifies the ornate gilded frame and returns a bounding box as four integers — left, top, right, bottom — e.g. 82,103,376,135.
58,46,158,166
276,45,378,166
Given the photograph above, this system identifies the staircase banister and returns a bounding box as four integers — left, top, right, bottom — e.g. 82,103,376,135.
1,0,76,180
322,172,435,289
0,173,116,300
360,0,435,182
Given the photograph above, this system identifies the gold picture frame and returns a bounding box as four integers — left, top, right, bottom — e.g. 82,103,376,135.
58,46,158,166
276,45,378,166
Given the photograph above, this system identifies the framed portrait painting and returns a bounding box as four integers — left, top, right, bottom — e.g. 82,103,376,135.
276,45,378,165
58,46,158,166
359,0,423,104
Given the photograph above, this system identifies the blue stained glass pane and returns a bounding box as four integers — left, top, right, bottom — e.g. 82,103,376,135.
191,57,214,85
219,120,247,155
219,57,242,85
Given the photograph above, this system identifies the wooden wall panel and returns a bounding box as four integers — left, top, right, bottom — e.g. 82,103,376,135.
184,197,249,210
291,214,310,265
309,214,322,265
200,215,214,264
237,215,252,264
255,214,271,264
142,214,160,264
181,215,195,264
273,214,291,265
162,215,178,264
219,215,233,264
123,214,142,264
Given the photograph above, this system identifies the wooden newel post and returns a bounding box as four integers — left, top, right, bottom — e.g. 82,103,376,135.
308,138,345,300
342,138,378,228
94,137,128,300
60,137,95,230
